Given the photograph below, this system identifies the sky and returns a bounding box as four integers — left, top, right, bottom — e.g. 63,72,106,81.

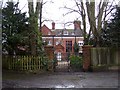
1,0,82,29
1,0,119,30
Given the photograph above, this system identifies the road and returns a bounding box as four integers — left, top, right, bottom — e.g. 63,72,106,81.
2,70,119,89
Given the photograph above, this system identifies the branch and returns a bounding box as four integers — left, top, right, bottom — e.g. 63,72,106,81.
103,7,115,21
81,0,86,36
86,1,91,25
103,0,115,22
87,28,92,43
20,3,27,11
62,6,82,16
42,19,53,24
74,0,81,14
105,0,114,11
97,1,107,34
98,1,102,9
102,5,115,30
43,1,48,5
0,0,3,8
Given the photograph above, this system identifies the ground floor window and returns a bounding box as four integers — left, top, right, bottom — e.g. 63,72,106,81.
66,41,72,52
57,52,61,61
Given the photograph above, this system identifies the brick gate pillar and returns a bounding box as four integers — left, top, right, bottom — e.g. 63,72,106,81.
82,45,93,71
44,46,54,60
44,46,54,71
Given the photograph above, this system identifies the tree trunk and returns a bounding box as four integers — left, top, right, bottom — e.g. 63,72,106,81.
28,0,42,55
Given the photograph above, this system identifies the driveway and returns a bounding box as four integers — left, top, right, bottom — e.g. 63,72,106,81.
2,70,119,88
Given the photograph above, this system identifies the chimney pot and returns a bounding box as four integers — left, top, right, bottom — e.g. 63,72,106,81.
52,22,55,30
74,21,81,30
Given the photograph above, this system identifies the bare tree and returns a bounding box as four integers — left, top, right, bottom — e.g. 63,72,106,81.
63,0,116,46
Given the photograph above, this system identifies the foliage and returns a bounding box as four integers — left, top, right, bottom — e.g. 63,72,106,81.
100,6,120,47
27,0,43,55
69,55,83,69
73,41,79,53
2,2,29,55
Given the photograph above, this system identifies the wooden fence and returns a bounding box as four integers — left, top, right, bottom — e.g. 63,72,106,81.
91,47,120,67
2,55,54,71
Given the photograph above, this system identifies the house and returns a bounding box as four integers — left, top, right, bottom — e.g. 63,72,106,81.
41,21,84,61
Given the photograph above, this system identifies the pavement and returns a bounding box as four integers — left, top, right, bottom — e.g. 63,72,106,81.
2,70,119,89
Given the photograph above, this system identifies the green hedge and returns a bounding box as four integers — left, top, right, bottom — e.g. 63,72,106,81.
69,55,83,69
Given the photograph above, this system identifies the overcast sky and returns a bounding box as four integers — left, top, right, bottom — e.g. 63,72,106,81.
1,0,119,30
18,0,80,29
1,0,83,29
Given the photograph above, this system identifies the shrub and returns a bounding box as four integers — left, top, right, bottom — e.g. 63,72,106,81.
69,55,83,69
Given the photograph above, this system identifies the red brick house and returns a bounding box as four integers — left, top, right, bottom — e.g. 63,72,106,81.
41,21,84,61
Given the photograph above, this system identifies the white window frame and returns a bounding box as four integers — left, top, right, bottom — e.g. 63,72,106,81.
48,40,52,45
57,52,61,61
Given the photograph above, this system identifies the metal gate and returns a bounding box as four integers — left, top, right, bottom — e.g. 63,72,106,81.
54,52,70,72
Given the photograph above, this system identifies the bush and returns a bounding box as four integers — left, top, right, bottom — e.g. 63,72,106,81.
69,55,83,69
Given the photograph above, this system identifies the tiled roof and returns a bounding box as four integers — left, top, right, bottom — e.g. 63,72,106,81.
51,28,83,36
41,24,83,37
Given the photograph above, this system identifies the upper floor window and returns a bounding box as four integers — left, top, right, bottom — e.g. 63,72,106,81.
64,31,68,35
48,32,51,35
71,32,75,35
56,41,59,45
48,40,52,45
78,41,84,46
66,41,72,52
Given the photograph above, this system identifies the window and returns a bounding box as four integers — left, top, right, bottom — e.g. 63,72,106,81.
64,31,68,35
66,41,72,52
71,32,75,35
48,40,52,45
48,32,51,35
78,41,83,46
57,52,61,61
56,41,59,45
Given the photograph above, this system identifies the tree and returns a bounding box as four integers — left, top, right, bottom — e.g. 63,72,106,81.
101,6,120,47
27,0,43,55
74,37,79,55
2,2,29,55
63,0,115,46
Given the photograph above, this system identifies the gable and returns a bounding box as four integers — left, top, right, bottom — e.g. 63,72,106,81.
41,24,52,35
55,44,64,50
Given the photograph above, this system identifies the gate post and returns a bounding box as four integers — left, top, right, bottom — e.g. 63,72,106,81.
82,45,93,71
44,46,54,71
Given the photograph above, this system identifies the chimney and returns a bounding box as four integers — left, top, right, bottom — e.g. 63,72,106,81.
52,22,55,30
74,21,81,30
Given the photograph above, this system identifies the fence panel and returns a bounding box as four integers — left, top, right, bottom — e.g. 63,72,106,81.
2,55,52,71
91,47,119,67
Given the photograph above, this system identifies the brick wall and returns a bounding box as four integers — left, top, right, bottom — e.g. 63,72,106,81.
41,25,52,35
42,37,84,54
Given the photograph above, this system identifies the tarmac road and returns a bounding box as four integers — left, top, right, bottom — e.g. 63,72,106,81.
2,70,119,89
